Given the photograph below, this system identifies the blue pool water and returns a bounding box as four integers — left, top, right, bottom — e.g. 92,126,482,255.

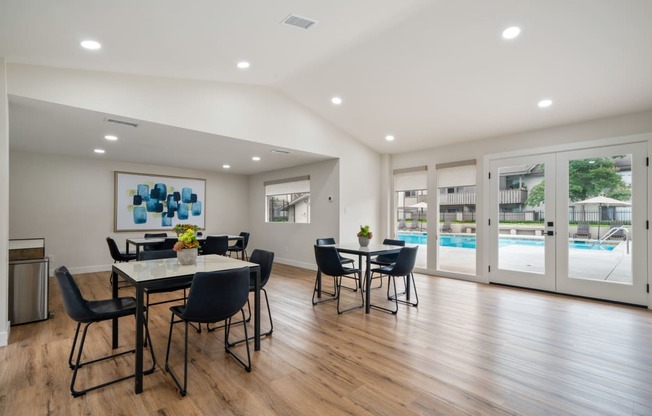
397,233,616,251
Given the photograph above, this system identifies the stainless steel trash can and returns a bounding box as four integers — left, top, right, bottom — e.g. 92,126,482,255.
9,256,50,325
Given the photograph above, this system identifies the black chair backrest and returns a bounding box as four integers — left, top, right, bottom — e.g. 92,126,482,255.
138,249,177,261
182,268,250,323
314,245,347,277
375,238,406,263
162,237,177,250
237,232,250,249
249,249,274,288
106,237,123,262
143,233,167,251
387,246,418,277
54,266,94,322
316,238,336,246
203,236,229,255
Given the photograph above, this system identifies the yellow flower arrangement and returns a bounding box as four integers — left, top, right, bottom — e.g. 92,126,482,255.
173,228,201,252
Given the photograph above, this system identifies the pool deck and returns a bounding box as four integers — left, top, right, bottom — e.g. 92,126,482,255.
423,237,632,284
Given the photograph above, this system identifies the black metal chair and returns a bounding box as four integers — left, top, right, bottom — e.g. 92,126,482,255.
54,266,156,397
143,232,167,251
203,235,229,256
138,249,191,344
369,246,419,314
313,245,363,314
369,238,405,288
225,249,275,344
164,268,252,396
227,232,250,260
315,238,356,295
106,237,136,288
161,237,177,250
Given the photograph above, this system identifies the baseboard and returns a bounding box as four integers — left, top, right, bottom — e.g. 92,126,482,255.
0,322,10,347
275,257,316,271
55,264,112,276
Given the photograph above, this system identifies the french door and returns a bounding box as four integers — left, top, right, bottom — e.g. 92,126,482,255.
489,143,648,305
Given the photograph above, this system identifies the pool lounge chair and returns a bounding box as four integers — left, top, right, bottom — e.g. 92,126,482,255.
573,221,591,239
609,221,626,240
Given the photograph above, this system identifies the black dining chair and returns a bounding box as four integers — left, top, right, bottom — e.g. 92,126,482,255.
202,235,229,256
223,249,275,344
161,237,178,250
313,245,363,314
164,268,252,396
315,238,356,295
138,249,192,345
227,232,250,260
54,266,156,397
369,246,419,314
369,238,405,289
106,237,136,289
143,232,167,251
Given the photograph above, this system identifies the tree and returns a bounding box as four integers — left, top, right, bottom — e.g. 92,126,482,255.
525,157,630,207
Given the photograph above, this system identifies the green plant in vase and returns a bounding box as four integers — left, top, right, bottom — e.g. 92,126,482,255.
357,225,373,247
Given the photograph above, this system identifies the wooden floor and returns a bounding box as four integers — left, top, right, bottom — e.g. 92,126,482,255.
1,264,652,415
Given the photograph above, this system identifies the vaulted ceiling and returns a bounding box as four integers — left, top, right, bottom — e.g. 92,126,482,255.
2,0,652,172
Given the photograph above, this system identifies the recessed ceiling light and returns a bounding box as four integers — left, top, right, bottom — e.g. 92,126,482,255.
104,135,118,141
237,61,250,69
81,40,102,50
222,164,231,169
502,26,521,40
331,96,342,105
385,135,395,142
538,99,553,108
94,149,105,154
252,156,261,161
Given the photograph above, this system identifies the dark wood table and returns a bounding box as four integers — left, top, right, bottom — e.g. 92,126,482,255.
112,254,260,394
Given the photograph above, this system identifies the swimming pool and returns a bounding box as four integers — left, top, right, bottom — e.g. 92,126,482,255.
397,233,617,251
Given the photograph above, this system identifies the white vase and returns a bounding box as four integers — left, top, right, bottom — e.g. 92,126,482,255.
358,236,370,247
177,248,198,265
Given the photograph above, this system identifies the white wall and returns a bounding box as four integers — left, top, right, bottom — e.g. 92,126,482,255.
9,151,249,275
248,159,340,269
7,64,382,246
391,110,652,282
0,58,9,346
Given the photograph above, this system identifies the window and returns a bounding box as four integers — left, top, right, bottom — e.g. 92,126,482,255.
394,167,427,269
264,176,310,223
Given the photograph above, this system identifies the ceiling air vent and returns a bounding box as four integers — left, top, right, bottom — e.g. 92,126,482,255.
271,149,291,155
104,118,139,128
281,14,318,30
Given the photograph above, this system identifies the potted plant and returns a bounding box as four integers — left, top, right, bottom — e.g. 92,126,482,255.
357,225,373,247
173,223,199,236
173,228,201,265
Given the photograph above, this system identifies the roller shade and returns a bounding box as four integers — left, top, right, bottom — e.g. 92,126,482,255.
394,167,427,191
436,160,476,188
264,176,310,196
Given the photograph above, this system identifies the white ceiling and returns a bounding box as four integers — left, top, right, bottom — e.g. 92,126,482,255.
2,0,652,167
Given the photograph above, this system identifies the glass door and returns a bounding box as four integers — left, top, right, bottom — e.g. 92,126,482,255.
489,154,556,291
556,143,647,305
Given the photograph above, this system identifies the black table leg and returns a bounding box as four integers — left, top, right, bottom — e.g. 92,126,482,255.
364,254,371,313
134,286,144,394
111,269,119,348
254,267,261,351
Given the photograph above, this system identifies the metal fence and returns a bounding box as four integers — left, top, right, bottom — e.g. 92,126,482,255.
435,209,631,224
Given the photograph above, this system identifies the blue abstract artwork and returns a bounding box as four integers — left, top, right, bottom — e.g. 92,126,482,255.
115,172,205,231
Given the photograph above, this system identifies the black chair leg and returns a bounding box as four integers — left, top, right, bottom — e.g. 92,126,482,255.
370,274,399,314
69,317,156,397
228,288,274,346
224,311,251,372
165,315,189,396
312,271,338,305
336,272,364,314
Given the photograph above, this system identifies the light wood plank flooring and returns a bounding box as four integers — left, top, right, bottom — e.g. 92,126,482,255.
1,264,651,415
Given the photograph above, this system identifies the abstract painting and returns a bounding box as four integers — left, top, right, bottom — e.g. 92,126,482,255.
114,171,206,231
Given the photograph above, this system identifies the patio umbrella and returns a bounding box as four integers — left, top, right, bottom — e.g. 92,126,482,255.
410,202,427,230
574,196,631,239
